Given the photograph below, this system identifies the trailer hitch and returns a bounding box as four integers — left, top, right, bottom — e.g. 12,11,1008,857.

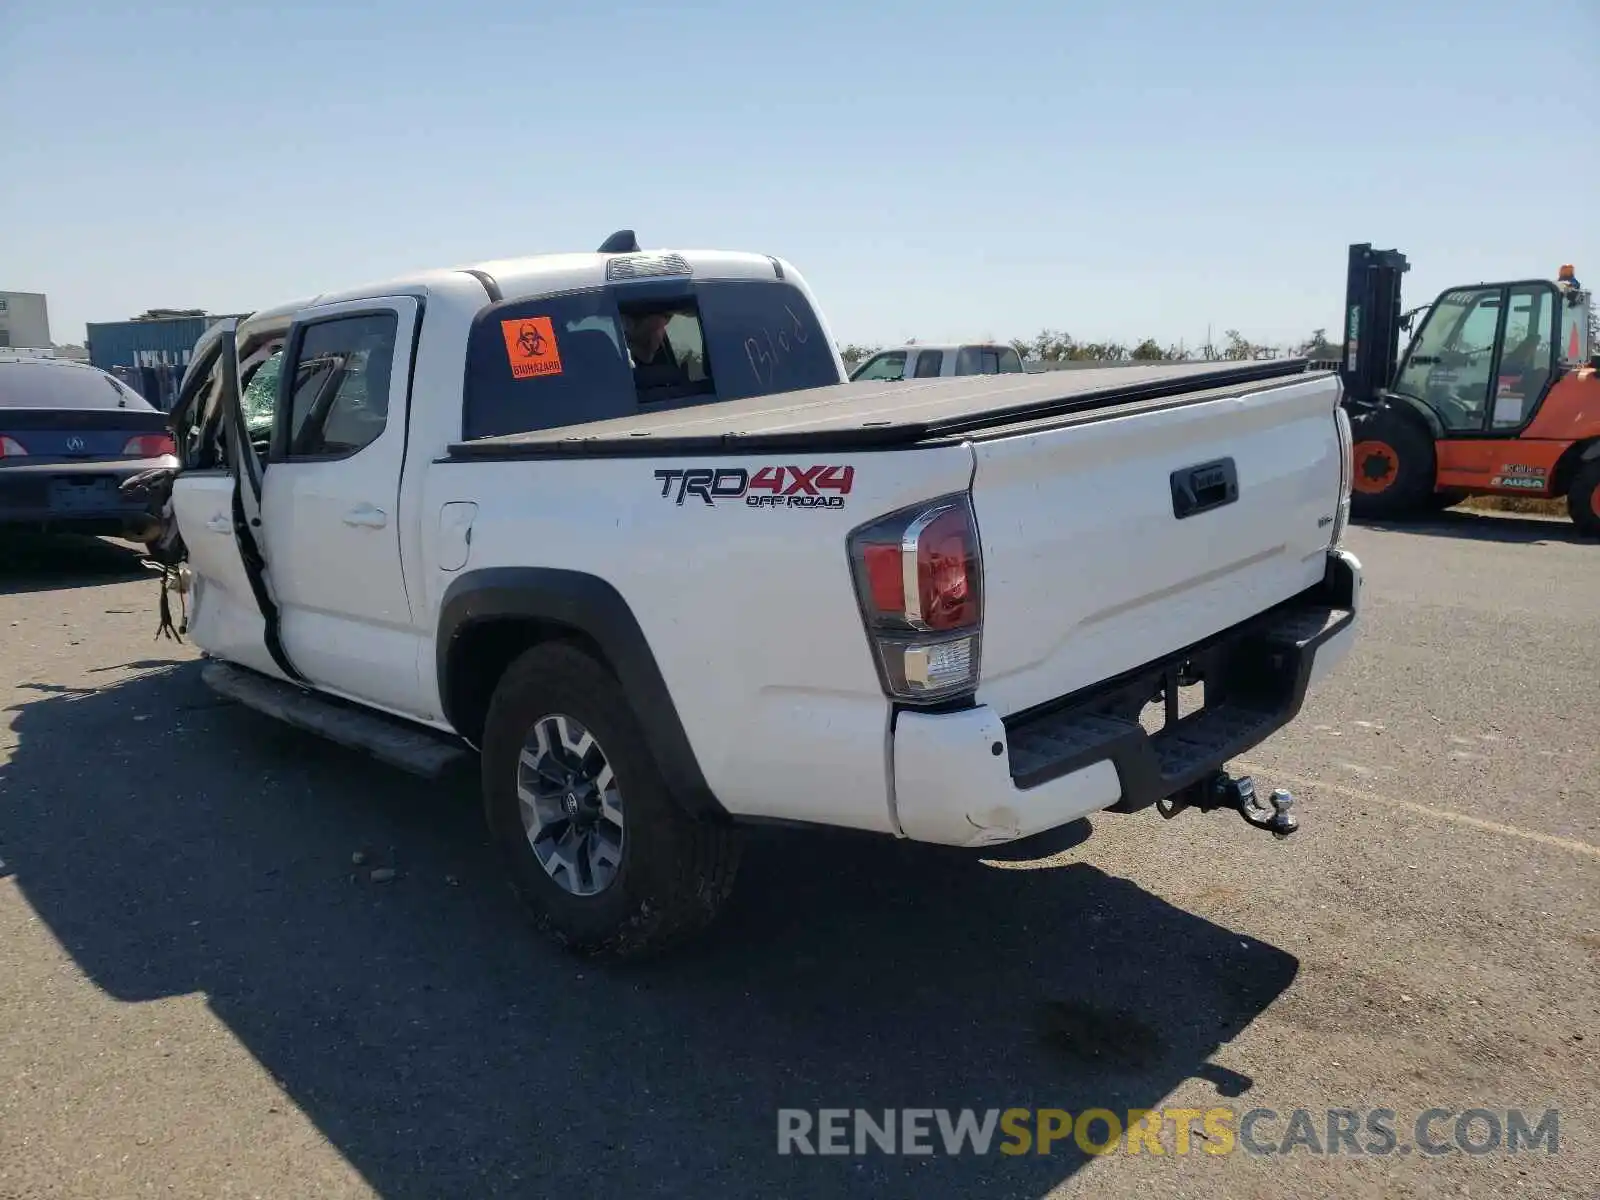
1157,769,1299,839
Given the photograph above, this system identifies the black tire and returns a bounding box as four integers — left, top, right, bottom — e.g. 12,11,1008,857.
1568,458,1600,538
1348,408,1438,520
480,641,742,958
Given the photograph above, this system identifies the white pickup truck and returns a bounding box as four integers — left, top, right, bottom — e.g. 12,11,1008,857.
145,231,1362,958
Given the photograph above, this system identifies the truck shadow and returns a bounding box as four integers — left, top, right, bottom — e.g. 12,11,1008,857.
1353,510,1589,546
0,665,1298,1199
0,532,150,596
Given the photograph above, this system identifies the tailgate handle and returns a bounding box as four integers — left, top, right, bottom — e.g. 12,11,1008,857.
1171,458,1238,519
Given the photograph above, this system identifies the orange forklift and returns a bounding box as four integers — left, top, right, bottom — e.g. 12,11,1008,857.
1338,243,1600,535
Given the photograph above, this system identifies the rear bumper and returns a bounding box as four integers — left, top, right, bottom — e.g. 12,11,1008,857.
0,456,176,534
892,548,1362,847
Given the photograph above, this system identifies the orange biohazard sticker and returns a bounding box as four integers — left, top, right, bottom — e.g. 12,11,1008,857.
500,316,563,379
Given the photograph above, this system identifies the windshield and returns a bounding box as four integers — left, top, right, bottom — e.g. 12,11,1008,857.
241,350,282,434
1390,287,1501,432
0,360,153,410
1391,283,1561,433
852,351,907,381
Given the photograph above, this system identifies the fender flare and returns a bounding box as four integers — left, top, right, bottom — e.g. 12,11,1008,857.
436,567,728,822
1352,393,1443,441
1549,436,1600,497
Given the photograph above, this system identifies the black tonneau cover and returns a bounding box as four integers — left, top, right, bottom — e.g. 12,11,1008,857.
446,358,1319,460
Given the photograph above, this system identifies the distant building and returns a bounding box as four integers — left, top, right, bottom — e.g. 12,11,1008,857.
85,308,248,410
0,291,51,350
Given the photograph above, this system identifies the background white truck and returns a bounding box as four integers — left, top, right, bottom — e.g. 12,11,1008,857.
849,342,1028,381
149,231,1362,957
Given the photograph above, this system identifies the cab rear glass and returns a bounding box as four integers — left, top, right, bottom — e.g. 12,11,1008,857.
460,279,841,441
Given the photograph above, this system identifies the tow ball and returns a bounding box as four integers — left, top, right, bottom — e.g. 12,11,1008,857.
1157,769,1299,839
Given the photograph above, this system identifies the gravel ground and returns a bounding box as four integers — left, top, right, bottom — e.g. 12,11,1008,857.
1,514,1595,1199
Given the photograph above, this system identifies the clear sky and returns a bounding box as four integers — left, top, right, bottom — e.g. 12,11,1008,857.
4,0,1596,352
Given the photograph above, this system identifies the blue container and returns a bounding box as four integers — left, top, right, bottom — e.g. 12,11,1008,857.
85,313,248,409
85,316,213,372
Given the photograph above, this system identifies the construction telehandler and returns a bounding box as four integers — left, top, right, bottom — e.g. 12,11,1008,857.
1336,243,1599,536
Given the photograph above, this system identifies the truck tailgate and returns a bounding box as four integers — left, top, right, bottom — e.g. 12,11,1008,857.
972,372,1344,717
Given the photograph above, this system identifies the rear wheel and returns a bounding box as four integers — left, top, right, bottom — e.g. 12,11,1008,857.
1567,458,1600,538
480,641,742,958
1349,409,1438,520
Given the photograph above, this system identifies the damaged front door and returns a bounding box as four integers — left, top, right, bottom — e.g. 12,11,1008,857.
167,318,299,683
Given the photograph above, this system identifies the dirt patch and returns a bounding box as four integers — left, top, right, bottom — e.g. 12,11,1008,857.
1457,495,1569,518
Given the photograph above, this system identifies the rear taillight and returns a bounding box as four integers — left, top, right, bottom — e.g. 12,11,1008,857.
848,494,983,704
123,433,176,458
1332,404,1353,545
0,436,26,458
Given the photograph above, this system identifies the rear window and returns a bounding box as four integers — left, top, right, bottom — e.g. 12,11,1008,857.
461,279,841,441
0,360,153,410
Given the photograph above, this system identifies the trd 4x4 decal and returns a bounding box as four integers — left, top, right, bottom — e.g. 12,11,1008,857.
654,465,855,509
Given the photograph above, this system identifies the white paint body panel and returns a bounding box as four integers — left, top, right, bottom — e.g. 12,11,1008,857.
169,472,280,678
972,374,1346,718
894,704,1123,846
423,447,974,832
262,295,424,716
173,243,1363,848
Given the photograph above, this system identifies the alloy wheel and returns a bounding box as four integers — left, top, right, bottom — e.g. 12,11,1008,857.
516,713,625,897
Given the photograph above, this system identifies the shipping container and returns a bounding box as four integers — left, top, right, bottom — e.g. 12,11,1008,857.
85,312,247,409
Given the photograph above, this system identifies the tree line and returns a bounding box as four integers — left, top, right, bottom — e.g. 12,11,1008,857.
839,329,1342,366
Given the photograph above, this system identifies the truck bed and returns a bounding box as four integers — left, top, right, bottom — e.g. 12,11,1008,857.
447,359,1318,459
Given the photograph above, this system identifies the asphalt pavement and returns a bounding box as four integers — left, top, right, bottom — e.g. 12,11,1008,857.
1,514,1596,1199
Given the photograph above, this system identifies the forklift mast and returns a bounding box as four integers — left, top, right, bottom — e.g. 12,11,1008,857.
1339,243,1410,407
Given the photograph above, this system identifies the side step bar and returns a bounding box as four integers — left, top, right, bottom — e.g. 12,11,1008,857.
201,661,471,780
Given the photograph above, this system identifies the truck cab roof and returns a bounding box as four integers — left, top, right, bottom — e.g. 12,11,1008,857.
289,248,797,317
175,237,852,452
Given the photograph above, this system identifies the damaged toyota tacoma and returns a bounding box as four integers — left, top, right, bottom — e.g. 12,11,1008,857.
138,231,1363,957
